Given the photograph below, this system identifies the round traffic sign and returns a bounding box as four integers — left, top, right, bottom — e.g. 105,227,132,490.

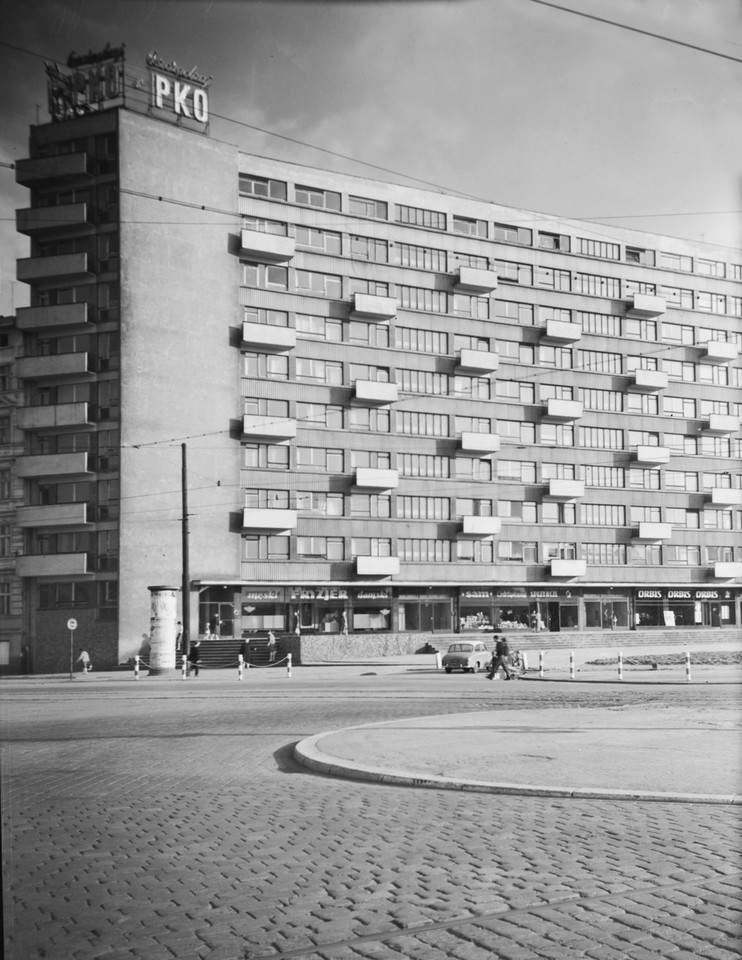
67,618,78,631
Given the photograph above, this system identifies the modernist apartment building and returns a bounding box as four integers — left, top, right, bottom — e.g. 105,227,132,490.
4,48,742,670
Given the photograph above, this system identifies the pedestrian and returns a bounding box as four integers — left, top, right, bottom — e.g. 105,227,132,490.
266,630,276,663
175,621,183,655
187,639,201,677
239,638,249,662
487,634,512,680
77,650,92,673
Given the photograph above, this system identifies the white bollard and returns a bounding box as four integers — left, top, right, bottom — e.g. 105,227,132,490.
569,651,575,680
618,650,623,681
435,651,442,670
521,652,528,673
685,650,691,682
287,652,292,678
238,654,244,681
134,655,140,680
181,654,187,680
539,650,544,678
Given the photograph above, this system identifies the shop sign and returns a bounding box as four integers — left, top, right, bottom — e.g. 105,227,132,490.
289,587,348,601
461,590,493,600
46,44,125,122
147,50,211,124
638,589,721,601
241,589,283,603
496,590,527,599
355,590,390,600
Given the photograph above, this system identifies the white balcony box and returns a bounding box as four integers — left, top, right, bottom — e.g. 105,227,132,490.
17,402,91,431
456,348,498,376
544,398,583,421
704,414,738,436
16,452,91,478
15,302,90,331
547,479,585,500
635,445,670,466
242,415,296,442
349,293,396,321
635,522,673,542
355,556,400,577
713,562,742,579
627,294,666,318
17,352,94,381
549,559,587,578
242,508,297,532
239,228,295,263
16,503,88,528
458,516,502,538
241,321,296,352
543,319,582,344
454,266,498,294
703,341,738,364
17,202,90,236
17,252,93,285
353,468,399,491
354,380,398,405
630,369,668,392
17,553,89,577
710,488,742,507
459,432,500,456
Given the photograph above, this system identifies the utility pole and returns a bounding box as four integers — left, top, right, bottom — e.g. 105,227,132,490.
181,442,191,656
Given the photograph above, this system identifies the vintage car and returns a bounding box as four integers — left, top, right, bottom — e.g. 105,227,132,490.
441,640,491,674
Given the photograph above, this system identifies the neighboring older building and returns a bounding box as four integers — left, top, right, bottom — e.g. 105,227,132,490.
8,47,742,670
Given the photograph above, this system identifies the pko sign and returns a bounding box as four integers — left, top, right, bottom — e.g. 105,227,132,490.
147,51,211,126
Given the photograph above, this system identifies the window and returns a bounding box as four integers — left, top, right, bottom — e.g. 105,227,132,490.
665,471,698,492
452,293,489,319
350,236,388,262
245,307,289,328
395,326,447,354
243,353,289,380
696,292,727,314
395,204,446,230
0,582,11,616
578,238,619,260
397,369,448,395
698,364,728,386
457,540,494,563
582,544,626,565
573,273,620,298
296,491,344,516
662,359,695,382
539,345,572,368
0,415,10,445
544,543,578,561
295,226,341,255
662,322,694,346
579,426,623,449
244,535,290,560
397,285,447,313
577,311,621,337
540,306,572,324
296,447,344,472
349,321,388,347
496,380,535,404
296,402,343,429
628,468,660,490
244,398,289,418
349,195,387,219
297,536,344,559
454,375,491,400
451,252,489,269
577,349,622,374
706,546,736,563
398,496,450,520
664,396,696,418
350,407,390,432
497,420,536,444
245,489,290,510
704,507,734,529
239,174,286,200
242,216,288,236
295,184,340,210
242,262,288,290
243,443,290,470
581,504,625,525
498,500,537,522
541,423,574,446
496,460,537,483
295,313,342,341
660,285,694,309
399,539,451,562
625,318,657,341
0,523,11,557
349,278,389,297
396,411,448,437
494,300,534,325
537,267,570,291
498,341,535,365
38,581,91,608
495,260,533,285
455,416,492,435
625,246,655,266
453,215,487,237
394,241,446,272
538,231,570,251
666,508,700,529
351,450,391,469
626,393,658,415
659,251,692,272
579,388,622,412
350,363,389,383
696,258,725,278
629,430,660,448
665,546,701,566
455,498,493,517
296,358,343,384
296,270,342,298
498,541,538,562
350,494,391,518
456,458,492,481
542,502,575,524
398,453,449,478
493,222,532,245
351,537,392,557
454,334,491,352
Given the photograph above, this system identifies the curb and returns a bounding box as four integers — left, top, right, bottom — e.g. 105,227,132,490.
293,726,742,807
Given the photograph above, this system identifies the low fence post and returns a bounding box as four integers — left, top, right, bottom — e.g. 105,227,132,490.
539,650,544,678
287,652,292,678
618,650,623,681
569,651,575,681
238,654,244,681
134,655,140,680
685,650,691,682
181,655,187,680
435,651,442,670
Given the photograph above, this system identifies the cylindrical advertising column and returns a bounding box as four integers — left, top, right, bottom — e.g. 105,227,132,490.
147,585,179,676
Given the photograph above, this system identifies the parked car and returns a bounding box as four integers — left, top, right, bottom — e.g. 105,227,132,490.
442,640,491,674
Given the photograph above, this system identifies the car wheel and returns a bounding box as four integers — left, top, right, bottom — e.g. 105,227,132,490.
445,666,452,674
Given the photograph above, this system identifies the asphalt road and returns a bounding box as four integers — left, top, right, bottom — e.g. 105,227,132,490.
2,668,741,960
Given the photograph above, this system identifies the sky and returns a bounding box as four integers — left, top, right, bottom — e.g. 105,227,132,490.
1,0,741,315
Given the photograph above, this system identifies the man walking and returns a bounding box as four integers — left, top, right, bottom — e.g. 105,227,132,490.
487,634,513,680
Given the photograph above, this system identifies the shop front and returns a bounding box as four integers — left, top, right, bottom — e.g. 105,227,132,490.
583,591,630,630
492,589,579,633
635,588,738,628
397,588,455,632
239,587,286,634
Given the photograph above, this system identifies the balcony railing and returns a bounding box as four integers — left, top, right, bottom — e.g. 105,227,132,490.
241,321,296,352
453,266,498,294
15,302,90,331
17,352,95,381
16,502,89,528
456,348,498,376
15,152,90,185
16,552,89,577
355,556,400,577
458,516,501,538
626,294,666,318
17,202,91,236
630,369,668,392
349,293,396,321
242,508,297,532
353,468,399,491
239,228,295,263
17,402,92,432
458,432,500,456
242,415,296,442
549,559,587,578
15,452,91,479
353,380,398,405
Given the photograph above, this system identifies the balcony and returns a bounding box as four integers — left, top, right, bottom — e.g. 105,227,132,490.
458,516,502,539
15,452,91,479
704,414,738,436
353,468,399,491
17,352,95,381
635,445,670,466
703,341,738,364
242,508,297,533
355,556,400,577
549,559,587,578
16,302,90,332
629,369,668,392
239,228,295,263
16,553,89,577
712,562,742,579
543,398,583,421
241,321,296,352
16,503,89,528
453,266,498,294
15,152,91,185
542,319,582,344
17,202,91,236
456,348,499,376
458,432,500,456
626,294,666,318
710,488,742,507
349,293,396,321
353,380,398,405
634,522,673,542
17,252,93,285
546,479,585,500
18,402,93,432
242,414,296,442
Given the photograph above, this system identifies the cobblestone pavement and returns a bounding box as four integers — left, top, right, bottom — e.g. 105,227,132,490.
2,673,741,960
